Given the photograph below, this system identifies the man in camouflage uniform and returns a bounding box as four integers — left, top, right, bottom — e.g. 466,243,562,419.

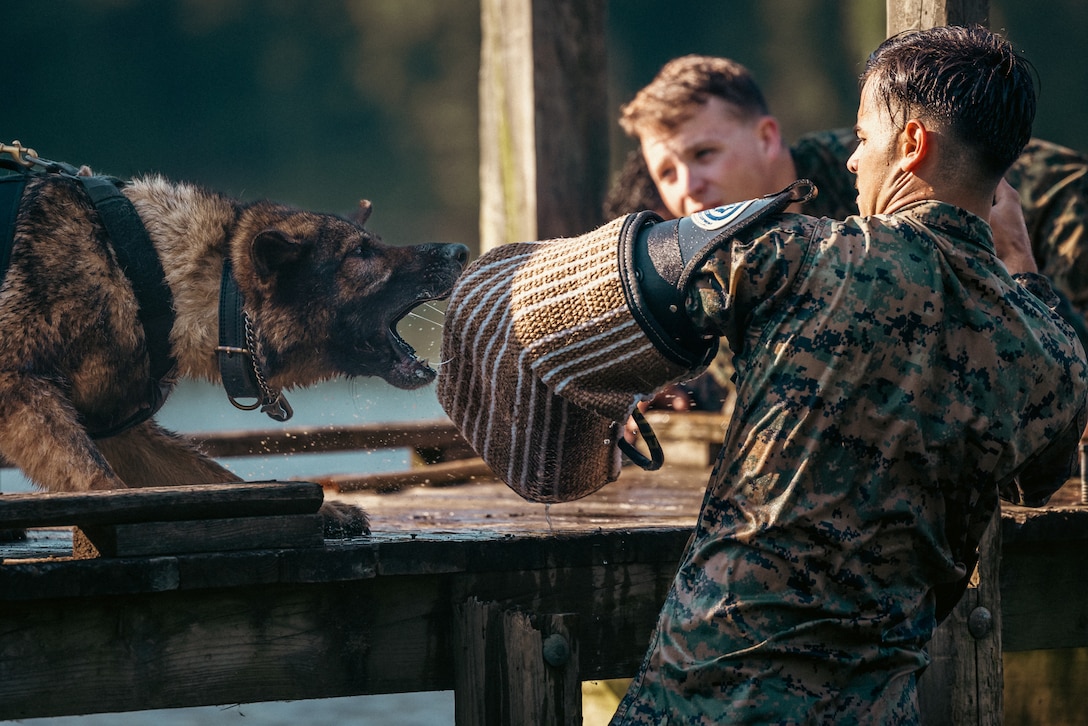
609,26,1088,724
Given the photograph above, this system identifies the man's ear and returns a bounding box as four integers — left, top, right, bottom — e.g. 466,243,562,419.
755,115,783,157
252,230,305,281
900,118,929,173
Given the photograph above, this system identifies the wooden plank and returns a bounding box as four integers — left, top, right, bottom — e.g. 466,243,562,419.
74,514,324,558
0,420,472,470
0,481,323,529
453,598,493,724
643,411,728,468
886,0,989,35
479,0,609,252
539,612,583,726
0,540,383,599
187,413,715,464
332,462,708,537
0,481,323,530
185,419,468,458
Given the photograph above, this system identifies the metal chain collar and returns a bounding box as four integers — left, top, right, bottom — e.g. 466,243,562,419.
242,311,293,422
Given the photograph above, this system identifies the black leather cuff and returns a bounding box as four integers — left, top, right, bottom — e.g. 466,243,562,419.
617,179,817,370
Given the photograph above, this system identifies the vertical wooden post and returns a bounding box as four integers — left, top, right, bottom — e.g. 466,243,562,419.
478,0,609,253
883,4,1000,723
918,509,1003,725
886,0,989,35
453,598,582,726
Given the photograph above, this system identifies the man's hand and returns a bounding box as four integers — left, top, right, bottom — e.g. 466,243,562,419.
991,178,1038,274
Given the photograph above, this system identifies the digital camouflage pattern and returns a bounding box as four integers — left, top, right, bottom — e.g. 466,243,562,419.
790,128,862,220
1005,139,1088,328
791,129,1088,348
611,202,1088,725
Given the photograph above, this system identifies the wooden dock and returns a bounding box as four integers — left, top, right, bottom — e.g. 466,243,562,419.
0,469,700,721
1,413,1086,724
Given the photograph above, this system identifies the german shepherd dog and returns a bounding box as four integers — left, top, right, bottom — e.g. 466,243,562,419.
0,170,468,536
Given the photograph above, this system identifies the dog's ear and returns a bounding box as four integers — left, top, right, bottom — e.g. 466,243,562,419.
252,230,305,280
350,199,373,226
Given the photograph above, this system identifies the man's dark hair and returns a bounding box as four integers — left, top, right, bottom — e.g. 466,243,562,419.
861,25,1036,181
620,55,769,137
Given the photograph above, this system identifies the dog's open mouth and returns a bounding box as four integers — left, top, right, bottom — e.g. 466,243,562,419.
384,298,444,389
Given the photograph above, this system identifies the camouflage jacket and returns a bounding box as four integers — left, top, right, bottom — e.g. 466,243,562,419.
792,128,1088,346
612,202,1087,725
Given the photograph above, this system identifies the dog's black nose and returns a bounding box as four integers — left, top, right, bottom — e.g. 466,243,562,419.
445,243,470,266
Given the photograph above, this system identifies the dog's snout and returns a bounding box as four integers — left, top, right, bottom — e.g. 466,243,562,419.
445,243,470,267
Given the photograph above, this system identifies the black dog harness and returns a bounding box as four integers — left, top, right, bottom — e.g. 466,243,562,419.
0,173,27,284
78,175,179,437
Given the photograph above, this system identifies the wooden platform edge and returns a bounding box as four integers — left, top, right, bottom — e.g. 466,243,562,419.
74,513,325,558
0,481,324,530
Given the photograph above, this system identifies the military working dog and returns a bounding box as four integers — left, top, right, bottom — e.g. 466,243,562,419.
0,170,469,535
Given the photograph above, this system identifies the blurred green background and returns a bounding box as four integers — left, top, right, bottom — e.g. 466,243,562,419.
3,0,1085,254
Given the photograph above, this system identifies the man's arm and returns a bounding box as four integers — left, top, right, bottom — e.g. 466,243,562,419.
991,178,1038,275
993,181,1088,504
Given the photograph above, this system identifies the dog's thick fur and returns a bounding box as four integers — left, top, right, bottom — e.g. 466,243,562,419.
0,172,468,535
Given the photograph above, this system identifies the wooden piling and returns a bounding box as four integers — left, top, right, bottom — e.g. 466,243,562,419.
454,598,581,726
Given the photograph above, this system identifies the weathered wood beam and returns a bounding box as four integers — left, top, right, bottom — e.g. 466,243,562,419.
999,506,1088,651
887,0,989,35
885,4,998,723
185,419,468,458
0,481,322,530
453,599,581,725
918,510,1003,725
479,0,609,252
73,514,324,558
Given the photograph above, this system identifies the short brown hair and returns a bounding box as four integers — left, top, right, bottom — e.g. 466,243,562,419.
862,25,1036,181
619,55,769,138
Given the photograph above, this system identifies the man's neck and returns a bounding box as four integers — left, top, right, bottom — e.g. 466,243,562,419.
778,152,805,213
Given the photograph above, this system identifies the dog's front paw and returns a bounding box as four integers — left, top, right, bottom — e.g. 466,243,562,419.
319,500,371,538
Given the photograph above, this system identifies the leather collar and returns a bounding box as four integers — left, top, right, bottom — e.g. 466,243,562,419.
216,257,293,422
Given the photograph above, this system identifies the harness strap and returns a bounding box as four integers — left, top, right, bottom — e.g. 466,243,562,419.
78,176,177,387
76,176,177,438
0,174,27,284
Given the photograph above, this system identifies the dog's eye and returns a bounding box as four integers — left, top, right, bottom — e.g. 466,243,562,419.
350,244,370,258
